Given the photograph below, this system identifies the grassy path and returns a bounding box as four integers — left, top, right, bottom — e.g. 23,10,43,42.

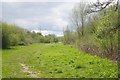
2,43,118,78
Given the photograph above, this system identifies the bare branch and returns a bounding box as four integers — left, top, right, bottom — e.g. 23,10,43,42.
87,0,114,13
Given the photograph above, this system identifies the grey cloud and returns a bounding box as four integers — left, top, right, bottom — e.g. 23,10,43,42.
2,2,75,36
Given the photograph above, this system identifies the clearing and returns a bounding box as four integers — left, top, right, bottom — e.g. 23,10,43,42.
2,43,118,78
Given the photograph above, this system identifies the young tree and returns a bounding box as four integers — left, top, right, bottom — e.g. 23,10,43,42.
63,26,71,44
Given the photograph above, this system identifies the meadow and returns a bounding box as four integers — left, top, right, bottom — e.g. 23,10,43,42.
2,43,118,78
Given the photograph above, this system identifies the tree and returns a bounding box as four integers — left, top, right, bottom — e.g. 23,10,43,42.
63,26,76,44
87,0,119,14
2,23,11,48
63,26,71,44
71,1,89,38
95,6,119,57
64,1,119,60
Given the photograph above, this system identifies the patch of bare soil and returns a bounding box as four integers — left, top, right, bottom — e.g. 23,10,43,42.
20,63,39,78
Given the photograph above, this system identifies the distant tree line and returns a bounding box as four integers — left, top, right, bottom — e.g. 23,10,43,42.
63,0,119,61
0,22,60,49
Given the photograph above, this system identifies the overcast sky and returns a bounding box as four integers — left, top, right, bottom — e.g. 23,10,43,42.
1,0,98,36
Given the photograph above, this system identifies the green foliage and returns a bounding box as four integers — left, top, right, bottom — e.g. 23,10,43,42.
0,24,2,49
63,5,119,60
95,6,119,55
40,34,58,43
2,43,118,78
9,34,20,46
1,22,29,48
1,22,59,48
1,23,11,48
63,27,76,44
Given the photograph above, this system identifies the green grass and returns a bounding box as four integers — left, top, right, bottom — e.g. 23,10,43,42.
0,49,2,78
2,43,118,78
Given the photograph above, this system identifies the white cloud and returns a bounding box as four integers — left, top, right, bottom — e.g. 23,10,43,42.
3,0,108,36
14,19,38,29
31,30,63,36
11,2,75,31
46,2,76,30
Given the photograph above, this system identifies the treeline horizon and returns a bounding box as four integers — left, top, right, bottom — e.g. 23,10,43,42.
0,22,62,49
